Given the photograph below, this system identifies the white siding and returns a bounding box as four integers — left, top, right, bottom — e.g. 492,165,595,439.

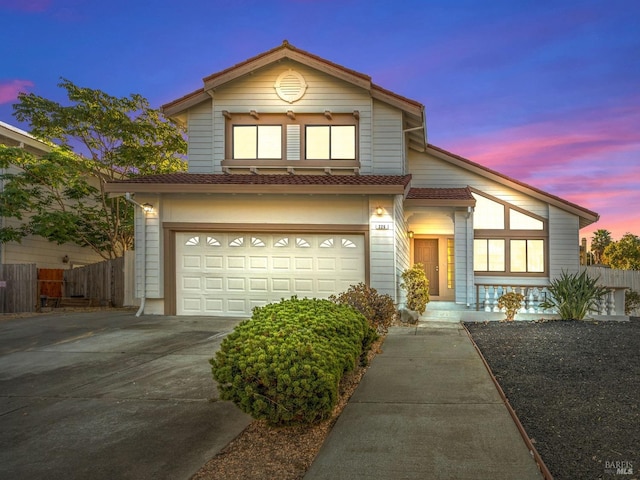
1,228,104,269
548,205,580,278
1,164,106,269
408,150,548,217
205,61,374,173
135,195,162,299
454,210,473,306
187,101,214,173
372,100,403,174
394,194,410,303
368,197,395,297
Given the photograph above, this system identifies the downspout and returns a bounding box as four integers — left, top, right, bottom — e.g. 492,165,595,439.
125,193,146,317
466,206,473,307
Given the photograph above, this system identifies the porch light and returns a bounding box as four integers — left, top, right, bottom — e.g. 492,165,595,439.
142,203,154,213
407,231,414,238
375,206,383,216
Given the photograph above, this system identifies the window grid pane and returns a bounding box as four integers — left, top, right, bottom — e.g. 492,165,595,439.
528,240,545,272
257,125,281,158
510,239,527,272
488,239,505,271
233,126,257,159
306,126,330,159
331,126,356,159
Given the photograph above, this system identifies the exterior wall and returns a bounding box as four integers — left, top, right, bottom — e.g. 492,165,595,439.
368,197,395,298
133,195,162,300
408,150,548,216
548,204,580,277
394,194,410,304
1,164,104,269
454,210,473,305
184,60,384,174
186,101,214,173
372,100,403,174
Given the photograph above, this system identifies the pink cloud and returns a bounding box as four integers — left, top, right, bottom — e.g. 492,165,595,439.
439,99,640,241
0,80,34,104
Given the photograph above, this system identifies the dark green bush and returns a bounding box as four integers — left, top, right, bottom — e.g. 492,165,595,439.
210,297,376,426
329,282,397,334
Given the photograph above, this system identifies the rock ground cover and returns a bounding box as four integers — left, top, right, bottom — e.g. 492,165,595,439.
466,319,639,480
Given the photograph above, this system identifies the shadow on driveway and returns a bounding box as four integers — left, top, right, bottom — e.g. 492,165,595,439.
0,309,251,480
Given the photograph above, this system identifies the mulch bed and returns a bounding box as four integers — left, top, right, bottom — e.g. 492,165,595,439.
465,318,639,480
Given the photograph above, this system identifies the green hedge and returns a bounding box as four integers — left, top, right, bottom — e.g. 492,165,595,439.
210,297,376,426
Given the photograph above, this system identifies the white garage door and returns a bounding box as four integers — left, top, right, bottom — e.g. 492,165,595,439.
176,232,365,316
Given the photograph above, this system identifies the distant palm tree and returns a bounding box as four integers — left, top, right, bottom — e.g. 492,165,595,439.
591,229,612,265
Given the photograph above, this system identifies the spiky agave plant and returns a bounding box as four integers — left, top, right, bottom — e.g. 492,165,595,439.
540,270,608,320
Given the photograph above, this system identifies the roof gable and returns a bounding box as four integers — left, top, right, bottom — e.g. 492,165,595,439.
162,41,424,121
425,144,599,227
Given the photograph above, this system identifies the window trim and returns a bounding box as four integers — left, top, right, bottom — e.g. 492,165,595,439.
224,112,359,164
471,189,548,276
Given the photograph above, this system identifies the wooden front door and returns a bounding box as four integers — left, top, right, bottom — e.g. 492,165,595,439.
414,239,439,296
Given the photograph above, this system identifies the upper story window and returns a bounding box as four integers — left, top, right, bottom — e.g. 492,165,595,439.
306,125,356,160
224,112,358,163
233,125,282,159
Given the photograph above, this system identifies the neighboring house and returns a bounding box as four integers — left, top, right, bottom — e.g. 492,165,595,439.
106,41,602,317
0,121,104,269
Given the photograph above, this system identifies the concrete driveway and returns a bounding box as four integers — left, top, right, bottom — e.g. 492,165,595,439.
0,309,251,480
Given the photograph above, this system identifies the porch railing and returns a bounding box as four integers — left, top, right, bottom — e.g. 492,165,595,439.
475,284,626,316
475,284,550,314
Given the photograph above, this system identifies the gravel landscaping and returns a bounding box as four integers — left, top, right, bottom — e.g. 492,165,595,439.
466,318,639,480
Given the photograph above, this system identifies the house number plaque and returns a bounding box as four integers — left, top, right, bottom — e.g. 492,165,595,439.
375,224,391,230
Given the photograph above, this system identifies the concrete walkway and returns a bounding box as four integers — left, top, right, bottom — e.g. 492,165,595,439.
305,323,543,480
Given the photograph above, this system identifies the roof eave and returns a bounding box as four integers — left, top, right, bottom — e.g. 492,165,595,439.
105,183,408,195
405,199,475,208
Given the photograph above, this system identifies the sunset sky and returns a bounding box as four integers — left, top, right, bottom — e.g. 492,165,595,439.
1,0,638,244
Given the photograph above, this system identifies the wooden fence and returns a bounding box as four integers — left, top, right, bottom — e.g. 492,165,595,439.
63,256,126,307
0,264,38,313
583,266,640,315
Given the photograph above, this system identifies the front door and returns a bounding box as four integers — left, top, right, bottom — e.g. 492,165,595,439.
414,239,439,296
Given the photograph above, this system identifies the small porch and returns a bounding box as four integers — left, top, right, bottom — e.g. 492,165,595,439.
414,281,629,323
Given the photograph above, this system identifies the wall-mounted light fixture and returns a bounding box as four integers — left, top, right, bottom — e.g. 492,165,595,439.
407,231,414,238
375,206,384,216
62,255,70,264
142,203,154,213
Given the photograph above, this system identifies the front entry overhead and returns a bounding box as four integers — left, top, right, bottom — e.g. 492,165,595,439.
176,232,365,316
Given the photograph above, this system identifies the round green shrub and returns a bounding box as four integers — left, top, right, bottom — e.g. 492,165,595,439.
210,297,376,426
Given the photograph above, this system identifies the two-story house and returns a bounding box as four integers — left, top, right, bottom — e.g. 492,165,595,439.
106,41,599,317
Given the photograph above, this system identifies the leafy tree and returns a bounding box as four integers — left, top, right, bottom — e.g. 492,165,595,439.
0,79,186,259
603,233,640,270
590,229,612,265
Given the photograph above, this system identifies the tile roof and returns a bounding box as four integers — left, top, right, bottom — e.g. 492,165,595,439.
111,173,412,186
105,173,412,195
407,187,474,201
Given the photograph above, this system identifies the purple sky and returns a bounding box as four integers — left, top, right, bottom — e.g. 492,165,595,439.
1,0,638,243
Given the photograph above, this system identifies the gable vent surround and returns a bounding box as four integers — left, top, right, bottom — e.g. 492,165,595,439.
274,69,307,103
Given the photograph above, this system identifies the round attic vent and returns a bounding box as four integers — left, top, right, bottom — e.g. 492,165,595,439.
274,69,307,103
